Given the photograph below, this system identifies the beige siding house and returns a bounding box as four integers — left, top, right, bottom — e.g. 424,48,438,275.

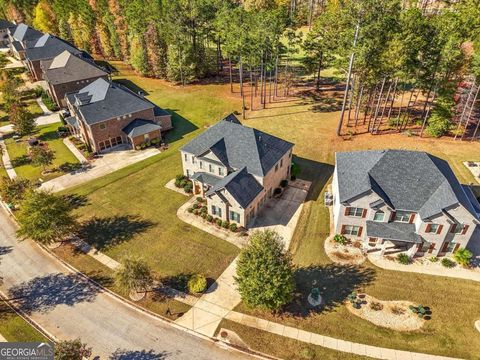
180,114,294,228
332,150,480,258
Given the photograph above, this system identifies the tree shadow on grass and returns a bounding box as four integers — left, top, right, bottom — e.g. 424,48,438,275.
38,130,59,142
11,154,31,167
282,264,376,318
163,109,198,144
8,273,101,314
109,349,170,360
62,193,89,209
77,215,155,251
292,155,334,202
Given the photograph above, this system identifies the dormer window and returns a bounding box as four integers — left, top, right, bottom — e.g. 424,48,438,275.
393,211,413,223
373,210,384,222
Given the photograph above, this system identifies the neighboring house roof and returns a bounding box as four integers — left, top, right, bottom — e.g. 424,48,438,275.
25,35,81,61
336,150,480,220
366,221,422,244
122,119,161,138
181,113,294,177
12,23,43,43
206,167,264,209
0,19,14,30
42,50,109,85
66,78,156,125
11,40,22,51
190,172,222,187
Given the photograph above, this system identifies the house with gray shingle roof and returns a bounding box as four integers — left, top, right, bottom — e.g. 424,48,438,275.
180,114,294,228
65,78,172,153
7,23,43,60
332,150,480,258
0,19,15,46
41,50,109,107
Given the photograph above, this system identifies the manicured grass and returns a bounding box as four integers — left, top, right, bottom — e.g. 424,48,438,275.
4,122,79,182
66,61,480,358
52,243,191,321
0,302,48,342
216,320,371,360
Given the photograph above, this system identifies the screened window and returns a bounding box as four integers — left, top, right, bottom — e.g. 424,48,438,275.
373,210,385,222
211,205,222,217
346,207,363,217
230,211,240,222
343,225,360,236
394,211,412,222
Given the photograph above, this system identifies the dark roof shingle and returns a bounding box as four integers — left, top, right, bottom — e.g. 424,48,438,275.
122,119,161,138
25,35,81,61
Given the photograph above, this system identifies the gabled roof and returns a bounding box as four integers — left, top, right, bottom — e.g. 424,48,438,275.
66,78,155,125
42,51,109,85
181,114,294,177
336,150,480,220
122,119,161,138
12,23,43,43
25,35,81,61
366,221,422,244
0,19,14,30
206,167,264,208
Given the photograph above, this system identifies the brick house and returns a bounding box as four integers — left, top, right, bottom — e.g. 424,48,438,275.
0,20,15,47
332,150,480,258
7,23,43,60
180,114,294,228
65,78,173,153
24,34,82,81
41,50,110,107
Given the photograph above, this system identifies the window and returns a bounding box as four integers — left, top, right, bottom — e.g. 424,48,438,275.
186,169,191,177
373,210,385,222
144,134,150,140
450,223,468,234
99,123,106,130
342,225,361,236
421,241,431,252
211,205,222,217
199,161,203,169
275,164,279,172
426,223,441,234
446,242,457,253
280,159,283,168
209,164,214,173
184,153,188,162
219,167,224,176
393,211,412,222
345,207,364,217
192,156,196,165
230,211,240,222
368,237,377,246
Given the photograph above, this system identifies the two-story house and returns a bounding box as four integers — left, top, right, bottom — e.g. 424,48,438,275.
332,150,480,258
180,114,294,228
41,50,110,107
0,20,15,47
24,34,83,81
64,78,172,153
7,23,43,60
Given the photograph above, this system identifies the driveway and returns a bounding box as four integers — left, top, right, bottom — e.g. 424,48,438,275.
39,145,161,192
0,207,252,359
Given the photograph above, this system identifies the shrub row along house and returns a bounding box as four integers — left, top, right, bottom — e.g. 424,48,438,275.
3,22,173,153
333,150,480,258
180,114,294,228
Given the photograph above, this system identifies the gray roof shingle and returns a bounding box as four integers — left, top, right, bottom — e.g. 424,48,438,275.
42,50,108,85
336,150,480,220
12,23,43,43
122,119,161,138
0,19,14,30
66,78,156,125
366,221,422,243
25,35,81,61
206,167,264,208
181,114,293,177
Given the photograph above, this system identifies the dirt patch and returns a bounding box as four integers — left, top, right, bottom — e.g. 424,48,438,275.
346,294,425,331
324,238,366,265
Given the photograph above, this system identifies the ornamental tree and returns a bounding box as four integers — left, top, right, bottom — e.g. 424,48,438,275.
453,248,473,267
235,230,295,312
115,256,153,300
54,339,92,360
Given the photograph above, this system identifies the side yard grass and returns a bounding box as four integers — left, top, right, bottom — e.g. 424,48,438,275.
4,122,79,182
0,302,49,342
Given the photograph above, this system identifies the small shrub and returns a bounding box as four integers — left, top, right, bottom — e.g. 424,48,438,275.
230,223,238,232
428,256,439,263
207,215,213,222
215,218,222,226
409,304,427,318
201,212,207,219
192,203,199,210
187,207,194,213
273,187,282,195
193,209,199,215
183,182,193,193
187,274,207,293
221,220,229,229
280,179,288,188
196,196,204,203
200,206,207,213
174,175,186,187
333,234,347,245
391,306,405,315
397,253,410,265
370,301,383,311
441,258,456,268
453,248,473,267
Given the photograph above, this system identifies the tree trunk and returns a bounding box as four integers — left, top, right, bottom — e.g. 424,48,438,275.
420,90,436,137
376,79,394,132
283,57,289,97
316,52,323,92
354,84,364,128
363,89,373,125
346,75,356,127
274,54,279,98
371,77,386,133
455,79,477,140
461,83,480,140
240,59,245,119
387,78,398,122
229,57,233,93
250,68,254,111
260,52,264,105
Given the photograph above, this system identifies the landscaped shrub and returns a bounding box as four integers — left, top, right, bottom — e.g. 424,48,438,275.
333,234,347,245
200,206,207,213
221,220,229,229
187,207,194,213
370,301,383,311
453,248,473,267
196,196,204,203
207,215,213,222
192,203,199,210
193,209,199,215
273,187,282,196
188,274,207,293
230,223,238,232
33,86,45,98
183,182,193,193
428,256,439,263
41,93,58,111
201,212,207,219
441,258,456,268
409,304,427,318
215,218,222,226
175,174,187,187
280,179,288,188
58,162,82,173
397,253,410,265
391,306,405,315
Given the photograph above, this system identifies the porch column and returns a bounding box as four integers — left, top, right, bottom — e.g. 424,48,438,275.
379,240,388,256
407,244,417,258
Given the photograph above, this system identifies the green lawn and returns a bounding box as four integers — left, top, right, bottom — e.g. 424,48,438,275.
64,61,480,358
5,122,79,182
0,302,48,342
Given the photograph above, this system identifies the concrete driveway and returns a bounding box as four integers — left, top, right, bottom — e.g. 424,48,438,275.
250,182,310,249
0,207,252,359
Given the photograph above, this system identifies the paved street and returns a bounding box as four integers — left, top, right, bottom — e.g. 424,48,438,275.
0,207,252,359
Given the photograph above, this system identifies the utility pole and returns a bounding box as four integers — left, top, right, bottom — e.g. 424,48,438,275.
336,20,360,137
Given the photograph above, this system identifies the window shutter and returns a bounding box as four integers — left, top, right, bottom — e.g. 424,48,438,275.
449,224,457,233
341,225,346,234
357,226,363,237
389,211,396,221
409,213,415,224
461,225,469,235
362,209,367,218
441,242,449,252
436,225,443,235
425,224,431,233
344,207,349,216
454,243,460,252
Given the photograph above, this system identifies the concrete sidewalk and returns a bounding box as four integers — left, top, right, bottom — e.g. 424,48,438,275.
63,138,87,163
0,134,16,179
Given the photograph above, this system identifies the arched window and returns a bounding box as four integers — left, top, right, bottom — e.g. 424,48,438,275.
373,210,385,222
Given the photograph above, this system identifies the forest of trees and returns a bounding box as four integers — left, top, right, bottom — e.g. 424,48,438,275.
1,0,479,137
